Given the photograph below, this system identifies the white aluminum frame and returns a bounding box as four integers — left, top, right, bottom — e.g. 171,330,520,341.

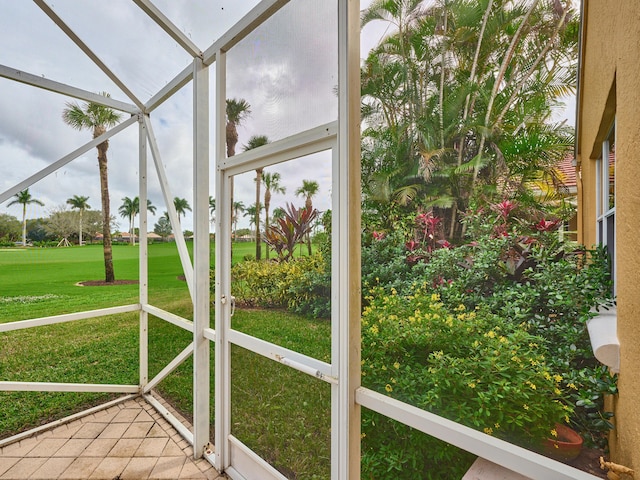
0,1,602,479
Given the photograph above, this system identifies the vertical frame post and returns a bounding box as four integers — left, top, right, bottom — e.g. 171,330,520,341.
214,49,233,472
139,115,149,391
336,0,361,478
192,57,211,459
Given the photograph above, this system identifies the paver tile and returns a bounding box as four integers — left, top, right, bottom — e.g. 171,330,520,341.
121,457,157,479
113,409,142,423
0,458,19,477
0,457,47,479
24,437,68,457
53,438,92,457
134,411,154,423
80,438,118,457
30,457,75,479
109,438,143,457
146,424,169,438
123,422,154,439
178,460,207,479
135,438,169,457
149,456,186,479
51,422,83,438
88,457,130,479
160,440,184,457
97,422,130,439
73,422,107,439
0,437,38,457
58,457,103,479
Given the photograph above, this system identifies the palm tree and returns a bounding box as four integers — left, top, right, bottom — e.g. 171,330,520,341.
295,179,320,255
173,197,192,224
232,201,245,238
8,189,44,246
226,98,252,158
119,196,157,245
119,197,136,245
66,195,90,245
243,203,262,242
62,93,122,282
244,134,270,260
262,171,286,259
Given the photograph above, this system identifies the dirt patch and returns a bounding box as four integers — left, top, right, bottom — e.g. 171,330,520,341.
565,447,608,478
76,280,139,287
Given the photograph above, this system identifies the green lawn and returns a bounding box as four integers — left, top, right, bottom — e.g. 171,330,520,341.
0,242,330,479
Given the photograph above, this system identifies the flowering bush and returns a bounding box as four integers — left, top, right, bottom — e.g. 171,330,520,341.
361,285,571,478
231,253,330,317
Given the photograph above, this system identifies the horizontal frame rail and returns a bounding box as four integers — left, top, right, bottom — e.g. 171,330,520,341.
220,122,337,177
0,304,140,333
228,329,336,384
0,382,139,394
356,387,601,480
142,304,193,332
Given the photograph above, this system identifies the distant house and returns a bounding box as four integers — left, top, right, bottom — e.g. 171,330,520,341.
576,0,640,471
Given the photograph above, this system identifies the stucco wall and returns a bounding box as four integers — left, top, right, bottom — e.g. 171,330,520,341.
577,0,640,471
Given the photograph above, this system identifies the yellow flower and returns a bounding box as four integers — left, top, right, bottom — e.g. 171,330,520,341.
385,384,393,393
361,433,367,439
369,325,379,335
393,362,400,369
381,365,387,371
485,330,496,339
554,388,562,395
468,382,476,389
431,293,440,302
553,374,563,382
567,383,578,390
494,423,500,429
483,427,493,435
523,404,529,410
550,429,558,437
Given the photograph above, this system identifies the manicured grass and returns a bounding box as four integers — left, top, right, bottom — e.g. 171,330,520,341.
0,242,330,479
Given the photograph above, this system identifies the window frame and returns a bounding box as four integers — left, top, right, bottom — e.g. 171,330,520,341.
596,121,616,294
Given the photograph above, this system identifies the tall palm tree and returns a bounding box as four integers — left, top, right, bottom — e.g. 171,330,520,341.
66,195,90,245
232,201,245,238
8,189,44,246
173,197,192,224
262,171,286,259
244,203,261,240
62,93,122,282
244,134,270,260
295,180,320,255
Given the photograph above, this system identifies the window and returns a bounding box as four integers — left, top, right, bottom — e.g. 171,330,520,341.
596,123,616,293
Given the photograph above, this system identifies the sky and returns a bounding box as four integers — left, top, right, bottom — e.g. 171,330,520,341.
0,0,573,235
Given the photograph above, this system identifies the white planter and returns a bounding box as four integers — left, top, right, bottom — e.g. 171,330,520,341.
586,307,619,373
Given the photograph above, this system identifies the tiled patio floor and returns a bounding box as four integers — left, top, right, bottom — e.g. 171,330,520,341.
0,396,224,480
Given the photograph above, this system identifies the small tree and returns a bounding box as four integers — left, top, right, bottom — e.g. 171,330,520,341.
154,212,172,241
7,189,44,246
263,203,318,261
66,195,90,245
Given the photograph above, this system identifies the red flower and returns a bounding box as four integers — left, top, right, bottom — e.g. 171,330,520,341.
405,239,419,251
372,231,386,240
491,200,517,219
533,218,561,232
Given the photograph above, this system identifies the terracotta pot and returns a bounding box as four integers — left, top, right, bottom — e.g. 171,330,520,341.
542,423,583,461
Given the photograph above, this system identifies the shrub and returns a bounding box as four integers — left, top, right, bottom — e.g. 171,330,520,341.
231,254,329,317
362,206,616,448
361,286,571,479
